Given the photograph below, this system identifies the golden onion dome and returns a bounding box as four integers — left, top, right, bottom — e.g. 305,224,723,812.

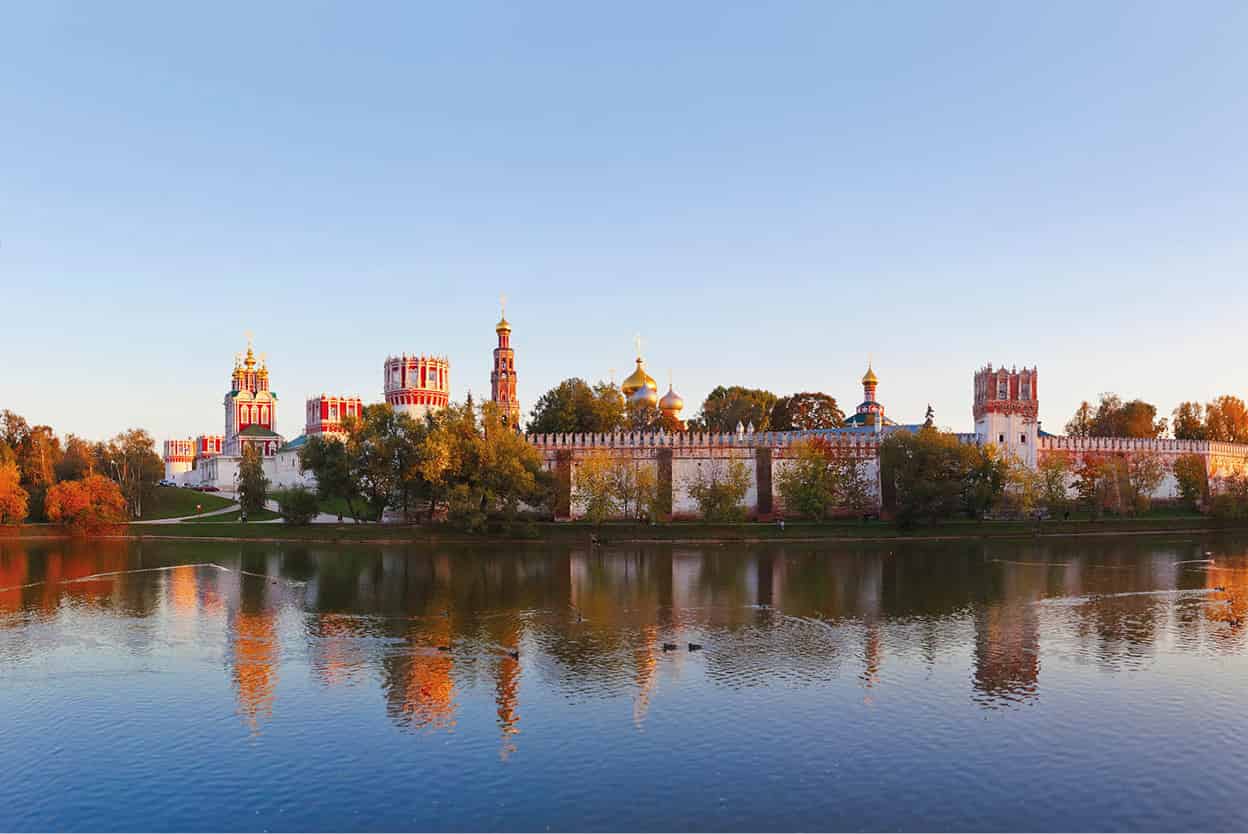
861,364,878,386
630,381,659,407
496,316,511,333
621,358,657,397
659,385,684,413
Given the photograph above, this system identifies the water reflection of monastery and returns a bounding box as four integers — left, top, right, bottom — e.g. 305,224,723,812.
5,541,1248,742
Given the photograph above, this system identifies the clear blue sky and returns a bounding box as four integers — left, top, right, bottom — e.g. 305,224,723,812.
3,2,1247,443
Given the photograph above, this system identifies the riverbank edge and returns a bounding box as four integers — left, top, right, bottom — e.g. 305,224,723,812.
6,517,1248,546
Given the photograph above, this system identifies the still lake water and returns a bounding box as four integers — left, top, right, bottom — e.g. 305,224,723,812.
3,535,1248,832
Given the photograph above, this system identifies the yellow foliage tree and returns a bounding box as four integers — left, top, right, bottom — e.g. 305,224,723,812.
44,474,127,532
0,460,29,524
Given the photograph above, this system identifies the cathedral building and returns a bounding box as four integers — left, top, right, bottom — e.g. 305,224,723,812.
490,308,520,429
621,341,684,427
224,341,283,457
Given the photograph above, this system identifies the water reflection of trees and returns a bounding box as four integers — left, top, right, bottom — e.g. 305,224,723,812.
5,536,1248,736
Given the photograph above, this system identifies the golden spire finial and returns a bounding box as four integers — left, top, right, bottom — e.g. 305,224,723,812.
634,333,643,359
495,294,511,332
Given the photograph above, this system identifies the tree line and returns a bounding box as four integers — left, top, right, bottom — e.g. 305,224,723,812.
296,399,551,532
0,409,161,529
874,427,1248,528
1065,392,1248,442
526,378,845,435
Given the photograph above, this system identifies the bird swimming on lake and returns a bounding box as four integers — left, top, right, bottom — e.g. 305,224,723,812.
662,643,678,651
688,643,703,652
437,645,451,652
507,650,519,660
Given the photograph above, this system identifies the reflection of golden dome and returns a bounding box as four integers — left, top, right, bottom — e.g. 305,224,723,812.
659,386,684,413
621,358,657,397
861,364,878,385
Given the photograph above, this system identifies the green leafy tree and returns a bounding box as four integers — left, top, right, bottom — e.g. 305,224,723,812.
99,429,163,519
775,437,870,519
1172,402,1208,441
996,454,1041,517
776,440,839,519
415,401,550,531
696,387,778,433
573,450,619,525
527,379,625,434
1037,454,1073,515
1173,453,1208,510
419,402,482,520
1065,401,1094,437
624,399,663,432
880,428,1004,527
770,393,845,431
1122,452,1167,514
1075,394,1168,438
607,458,657,521
299,434,363,521
685,458,752,522
344,404,407,520
474,402,552,528
277,486,319,525
237,445,269,516
1211,475,1248,520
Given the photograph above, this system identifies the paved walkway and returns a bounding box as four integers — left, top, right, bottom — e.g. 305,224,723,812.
134,503,241,525
141,493,371,525
257,498,352,524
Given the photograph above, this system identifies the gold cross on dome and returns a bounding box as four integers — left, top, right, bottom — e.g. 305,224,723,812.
244,329,254,347
634,333,644,358
500,293,507,317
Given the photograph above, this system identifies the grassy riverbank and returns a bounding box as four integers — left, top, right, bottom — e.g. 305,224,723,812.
135,486,234,520
8,513,1247,545
106,514,1248,544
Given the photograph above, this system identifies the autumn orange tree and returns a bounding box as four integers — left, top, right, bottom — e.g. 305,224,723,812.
44,474,127,532
0,460,29,524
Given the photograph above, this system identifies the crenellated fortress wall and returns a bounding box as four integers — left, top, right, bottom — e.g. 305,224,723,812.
528,429,1248,520
528,429,884,520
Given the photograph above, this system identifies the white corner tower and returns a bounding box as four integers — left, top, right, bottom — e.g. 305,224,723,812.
974,365,1039,467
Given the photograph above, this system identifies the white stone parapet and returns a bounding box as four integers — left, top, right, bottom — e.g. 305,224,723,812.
1037,436,1242,454
525,429,886,453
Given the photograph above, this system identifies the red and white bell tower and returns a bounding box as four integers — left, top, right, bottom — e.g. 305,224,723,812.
974,365,1039,467
224,338,282,456
490,302,520,429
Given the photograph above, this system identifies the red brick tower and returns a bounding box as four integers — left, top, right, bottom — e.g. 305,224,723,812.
490,303,520,429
